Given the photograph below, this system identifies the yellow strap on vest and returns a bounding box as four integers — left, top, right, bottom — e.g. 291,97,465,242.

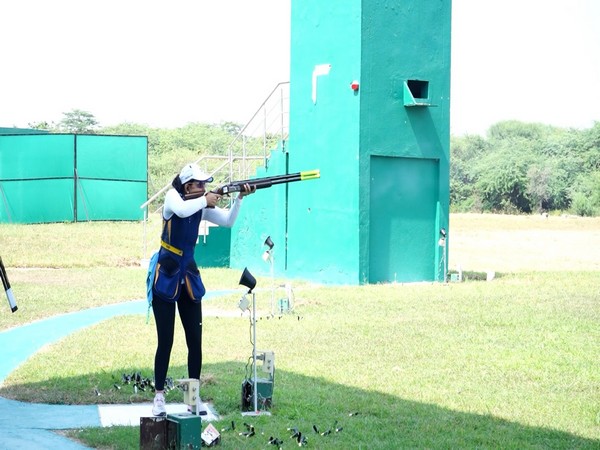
161,240,183,256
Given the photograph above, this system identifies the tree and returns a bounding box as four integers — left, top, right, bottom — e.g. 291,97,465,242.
487,120,550,142
448,120,600,215
27,120,57,131
526,164,554,213
219,121,242,136
570,170,600,216
580,122,600,171
58,109,99,133
450,134,487,211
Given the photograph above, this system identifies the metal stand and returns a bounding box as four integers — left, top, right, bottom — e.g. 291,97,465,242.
242,291,271,417
442,238,448,283
268,254,275,316
177,378,202,416
438,228,448,283
262,236,275,316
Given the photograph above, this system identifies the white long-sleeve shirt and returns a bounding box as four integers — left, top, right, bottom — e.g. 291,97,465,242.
162,189,243,228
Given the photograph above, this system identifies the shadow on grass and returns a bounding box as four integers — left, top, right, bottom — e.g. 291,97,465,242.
4,361,596,449
206,362,597,449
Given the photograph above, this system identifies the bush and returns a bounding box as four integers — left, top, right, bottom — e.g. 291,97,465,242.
570,192,596,216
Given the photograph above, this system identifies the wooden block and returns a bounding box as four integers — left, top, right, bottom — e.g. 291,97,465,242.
140,416,168,450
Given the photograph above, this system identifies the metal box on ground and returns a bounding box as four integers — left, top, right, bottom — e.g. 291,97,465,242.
167,413,202,450
140,414,203,450
241,377,274,412
166,413,202,450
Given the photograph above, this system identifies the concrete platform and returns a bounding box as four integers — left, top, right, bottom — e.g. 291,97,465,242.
98,401,219,426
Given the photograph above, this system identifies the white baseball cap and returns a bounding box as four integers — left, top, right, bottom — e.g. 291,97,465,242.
178,163,214,184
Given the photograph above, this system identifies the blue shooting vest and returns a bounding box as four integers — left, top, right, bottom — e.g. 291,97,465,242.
152,208,206,303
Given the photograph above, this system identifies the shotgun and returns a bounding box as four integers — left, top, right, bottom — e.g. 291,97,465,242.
214,169,320,195
0,256,18,313
184,169,320,200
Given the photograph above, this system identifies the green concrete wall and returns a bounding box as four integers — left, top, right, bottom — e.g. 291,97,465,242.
222,0,451,285
285,0,451,284
229,145,289,277
286,1,363,284
359,0,451,283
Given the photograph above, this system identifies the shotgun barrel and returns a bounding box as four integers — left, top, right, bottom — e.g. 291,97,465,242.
215,169,320,195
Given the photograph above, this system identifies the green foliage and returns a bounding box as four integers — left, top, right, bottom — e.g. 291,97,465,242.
473,144,535,213
58,109,99,133
27,120,57,130
570,170,600,216
452,120,600,215
526,163,553,213
449,134,487,211
526,160,570,212
98,121,254,209
487,120,551,142
580,122,600,170
571,192,595,217
97,120,272,206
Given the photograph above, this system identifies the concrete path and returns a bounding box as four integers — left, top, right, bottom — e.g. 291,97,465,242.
0,293,227,450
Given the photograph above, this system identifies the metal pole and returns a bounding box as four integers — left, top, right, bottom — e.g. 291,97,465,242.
280,86,284,145
263,106,267,167
270,257,275,316
242,135,247,180
143,209,148,260
252,291,258,413
444,238,448,283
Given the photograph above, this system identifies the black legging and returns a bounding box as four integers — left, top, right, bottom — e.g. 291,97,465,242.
152,288,202,391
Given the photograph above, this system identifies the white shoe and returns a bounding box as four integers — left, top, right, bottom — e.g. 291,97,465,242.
188,400,208,416
152,393,166,416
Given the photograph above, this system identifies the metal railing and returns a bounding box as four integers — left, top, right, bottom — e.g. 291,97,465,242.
205,80,290,184
140,81,290,259
140,81,289,212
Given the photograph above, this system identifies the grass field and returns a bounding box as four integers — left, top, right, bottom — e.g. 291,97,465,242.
449,213,600,273
0,214,599,449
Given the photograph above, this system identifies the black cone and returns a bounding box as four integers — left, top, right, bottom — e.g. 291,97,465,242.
264,236,274,250
239,267,257,292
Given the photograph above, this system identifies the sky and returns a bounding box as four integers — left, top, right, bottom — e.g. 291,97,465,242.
0,0,599,137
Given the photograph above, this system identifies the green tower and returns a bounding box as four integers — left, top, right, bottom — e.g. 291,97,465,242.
230,0,451,285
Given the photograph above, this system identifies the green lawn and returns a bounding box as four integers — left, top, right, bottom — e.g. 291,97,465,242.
0,214,599,449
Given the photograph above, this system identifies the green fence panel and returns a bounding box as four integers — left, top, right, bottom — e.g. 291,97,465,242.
76,135,147,181
76,179,146,221
0,133,147,223
0,135,74,180
0,128,49,135
0,179,73,223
